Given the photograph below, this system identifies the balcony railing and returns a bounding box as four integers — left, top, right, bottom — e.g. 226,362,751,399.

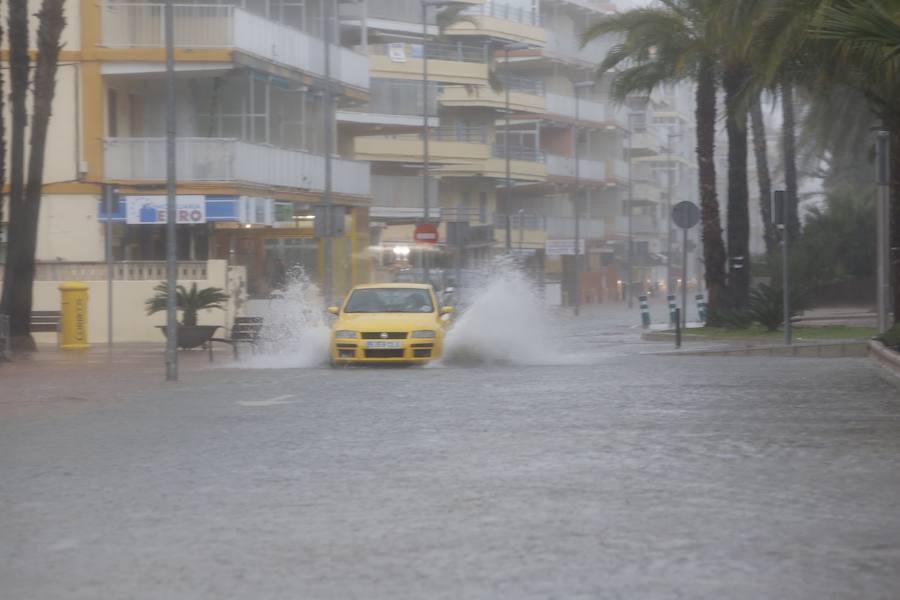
341,0,436,25
497,74,546,96
343,79,438,117
0,261,209,282
464,1,542,26
99,3,369,89
546,216,605,239
493,144,544,162
425,126,488,143
370,41,488,63
544,30,616,66
104,138,370,196
616,215,659,235
545,92,609,123
544,154,606,181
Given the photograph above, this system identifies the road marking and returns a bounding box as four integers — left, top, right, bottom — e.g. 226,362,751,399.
238,395,296,407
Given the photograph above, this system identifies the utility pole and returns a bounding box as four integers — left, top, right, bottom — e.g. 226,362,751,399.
877,130,891,334
104,184,115,352
164,0,178,381
422,1,431,282
322,0,334,306
502,42,529,253
666,132,681,294
626,114,634,308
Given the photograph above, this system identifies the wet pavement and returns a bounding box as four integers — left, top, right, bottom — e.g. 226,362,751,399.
1,306,899,599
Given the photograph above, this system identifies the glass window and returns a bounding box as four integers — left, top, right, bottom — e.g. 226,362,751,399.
344,288,434,313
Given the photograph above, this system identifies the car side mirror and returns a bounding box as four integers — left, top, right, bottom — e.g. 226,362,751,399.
327,306,339,315
440,306,454,315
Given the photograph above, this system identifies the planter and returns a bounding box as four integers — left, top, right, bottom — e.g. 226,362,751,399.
156,325,220,349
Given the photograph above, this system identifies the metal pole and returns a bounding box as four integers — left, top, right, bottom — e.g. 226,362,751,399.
573,85,581,317
164,0,178,381
877,130,890,334
422,2,431,282
505,46,512,253
104,184,114,351
666,134,674,294
783,191,792,346
323,0,334,305
682,225,688,328
626,116,633,308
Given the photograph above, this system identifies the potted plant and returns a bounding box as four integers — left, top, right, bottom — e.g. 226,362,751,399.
146,282,229,349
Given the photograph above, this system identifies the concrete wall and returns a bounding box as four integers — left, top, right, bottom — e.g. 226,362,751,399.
21,260,247,345
36,194,104,262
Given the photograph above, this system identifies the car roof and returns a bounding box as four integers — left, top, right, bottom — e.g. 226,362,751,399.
351,283,433,290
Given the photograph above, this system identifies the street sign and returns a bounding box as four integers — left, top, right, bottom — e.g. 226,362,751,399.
414,223,439,244
125,195,206,225
672,201,700,229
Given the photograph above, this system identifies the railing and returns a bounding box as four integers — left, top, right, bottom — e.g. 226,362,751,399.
371,175,437,212
545,92,608,123
494,213,546,230
343,79,438,117
370,41,487,63
616,215,659,235
498,74,546,96
544,154,606,181
104,138,370,196
0,261,209,282
607,159,630,180
493,144,544,162
464,1,542,26
99,3,369,89
341,0,436,25
414,126,487,143
544,30,616,65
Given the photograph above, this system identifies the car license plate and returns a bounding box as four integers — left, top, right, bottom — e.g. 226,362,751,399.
366,341,402,349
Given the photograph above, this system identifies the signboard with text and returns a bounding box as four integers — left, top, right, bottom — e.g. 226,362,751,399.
125,195,206,225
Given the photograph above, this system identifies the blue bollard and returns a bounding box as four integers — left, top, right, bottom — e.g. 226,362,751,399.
667,294,677,326
639,294,651,328
695,294,707,323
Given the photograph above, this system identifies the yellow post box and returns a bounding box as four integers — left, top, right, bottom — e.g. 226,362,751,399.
59,281,89,350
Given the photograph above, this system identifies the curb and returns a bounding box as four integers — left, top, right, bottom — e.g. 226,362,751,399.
868,340,900,379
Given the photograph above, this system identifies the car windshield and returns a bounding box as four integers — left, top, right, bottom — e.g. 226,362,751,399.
344,288,434,313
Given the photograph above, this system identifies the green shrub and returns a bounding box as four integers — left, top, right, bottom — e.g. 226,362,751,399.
748,283,809,331
878,324,900,349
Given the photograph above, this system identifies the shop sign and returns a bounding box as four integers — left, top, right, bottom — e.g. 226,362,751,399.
388,43,407,62
545,239,585,256
125,195,206,225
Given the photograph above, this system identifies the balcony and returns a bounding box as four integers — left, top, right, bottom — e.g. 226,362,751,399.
450,1,546,45
544,93,613,124
99,3,369,90
546,216,606,240
369,42,488,86
338,79,438,129
354,126,491,165
544,154,606,183
615,215,659,236
544,30,616,67
606,159,630,182
104,138,370,197
628,130,663,156
440,76,545,113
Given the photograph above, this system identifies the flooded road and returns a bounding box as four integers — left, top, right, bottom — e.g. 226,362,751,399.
2,331,899,598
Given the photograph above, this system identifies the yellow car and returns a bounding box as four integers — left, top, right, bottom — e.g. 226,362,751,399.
328,283,453,366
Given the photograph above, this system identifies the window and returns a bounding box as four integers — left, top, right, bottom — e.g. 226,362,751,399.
107,89,118,137
479,192,487,223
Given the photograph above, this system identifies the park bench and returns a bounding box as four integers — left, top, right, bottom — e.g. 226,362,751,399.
208,316,264,361
32,310,62,344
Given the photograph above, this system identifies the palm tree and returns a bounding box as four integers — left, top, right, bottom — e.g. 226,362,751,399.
810,0,900,325
146,283,229,327
581,0,728,319
749,95,776,258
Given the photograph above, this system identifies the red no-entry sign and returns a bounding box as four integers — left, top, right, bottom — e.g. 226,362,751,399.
414,223,439,244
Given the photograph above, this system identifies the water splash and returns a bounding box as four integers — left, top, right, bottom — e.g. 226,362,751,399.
240,268,331,369
442,258,577,366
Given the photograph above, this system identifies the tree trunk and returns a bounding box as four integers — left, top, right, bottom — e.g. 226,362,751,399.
782,77,801,239
750,95,776,259
2,0,66,350
0,22,6,232
723,62,752,309
695,56,728,321
1,0,31,349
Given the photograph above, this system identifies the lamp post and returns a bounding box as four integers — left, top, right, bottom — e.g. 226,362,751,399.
572,80,594,316
625,113,635,308
502,42,530,253
164,0,177,381
322,0,334,306
666,132,682,295
876,130,891,334
419,1,464,284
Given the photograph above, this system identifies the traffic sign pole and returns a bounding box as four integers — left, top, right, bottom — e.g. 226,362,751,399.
671,201,700,333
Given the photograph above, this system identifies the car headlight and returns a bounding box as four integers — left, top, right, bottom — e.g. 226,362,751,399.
334,330,358,339
411,330,436,339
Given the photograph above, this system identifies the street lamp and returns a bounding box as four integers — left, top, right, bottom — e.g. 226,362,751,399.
666,131,682,294
625,113,635,308
420,0,460,283
164,0,177,381
502,41,530,253
572,79,594,317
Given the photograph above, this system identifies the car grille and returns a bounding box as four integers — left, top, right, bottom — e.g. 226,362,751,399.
364,349,405,359
361,332,408,339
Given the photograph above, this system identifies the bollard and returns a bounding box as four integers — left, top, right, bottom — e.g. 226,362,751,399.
59,281,90,350
695,294,707,323
674,308,682,349
639,294,651,328
667,294,677,326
